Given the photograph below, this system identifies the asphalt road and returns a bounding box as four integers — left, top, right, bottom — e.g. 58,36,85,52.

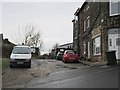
26,60,119,88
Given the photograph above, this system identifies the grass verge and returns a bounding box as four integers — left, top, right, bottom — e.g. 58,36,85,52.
0,58,10,71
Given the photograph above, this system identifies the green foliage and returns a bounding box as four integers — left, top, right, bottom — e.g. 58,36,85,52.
2,44,14,58
0,58,9,71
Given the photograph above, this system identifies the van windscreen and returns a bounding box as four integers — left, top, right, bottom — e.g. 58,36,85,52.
12,47,31,54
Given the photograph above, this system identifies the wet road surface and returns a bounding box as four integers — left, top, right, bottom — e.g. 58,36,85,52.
26,60,119,88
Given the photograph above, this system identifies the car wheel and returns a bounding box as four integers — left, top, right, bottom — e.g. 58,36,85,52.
28,64,31,68
10,64,15,68
62,58,64,62
64,60,66,63
63,59,67,63
75,60,79,63
27,62,31,68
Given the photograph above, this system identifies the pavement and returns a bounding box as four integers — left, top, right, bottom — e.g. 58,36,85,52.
79,59,120,66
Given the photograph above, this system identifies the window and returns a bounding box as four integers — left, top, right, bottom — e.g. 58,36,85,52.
67,50,75,54
84,20,86,31
109,38,112,46
87,17,90,28
84,16,90,31
12,47,31,54
110,0,120,16
116,38,120,45
93,37,101,55
84,41,86,54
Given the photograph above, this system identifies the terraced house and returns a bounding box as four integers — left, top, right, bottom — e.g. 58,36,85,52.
72,8,80,56
73,0,120,62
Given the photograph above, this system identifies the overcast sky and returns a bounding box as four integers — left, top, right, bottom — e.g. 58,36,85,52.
1,1,85,54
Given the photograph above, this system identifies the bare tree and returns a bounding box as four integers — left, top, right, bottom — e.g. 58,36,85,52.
18,24,43,50
52,43,59,49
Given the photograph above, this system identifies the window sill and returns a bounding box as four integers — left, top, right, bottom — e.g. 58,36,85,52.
109,14,120,17
93,54,101,56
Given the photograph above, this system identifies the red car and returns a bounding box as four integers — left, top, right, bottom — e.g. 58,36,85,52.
62,50,79,63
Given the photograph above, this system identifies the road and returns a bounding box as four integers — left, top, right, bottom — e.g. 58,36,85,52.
2,59,86,88
26,64,119,88
2,59,119,88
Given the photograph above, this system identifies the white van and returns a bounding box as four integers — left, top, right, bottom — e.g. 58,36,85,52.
10,45,32,68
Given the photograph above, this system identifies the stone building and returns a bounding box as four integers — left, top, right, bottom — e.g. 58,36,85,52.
76,1,120,61
72,8,80,56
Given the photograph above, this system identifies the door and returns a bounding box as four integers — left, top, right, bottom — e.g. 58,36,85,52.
108,34,120,59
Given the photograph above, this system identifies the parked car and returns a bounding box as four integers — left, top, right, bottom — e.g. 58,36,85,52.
10,45,32,68
56,51,64,60
62,50,79,63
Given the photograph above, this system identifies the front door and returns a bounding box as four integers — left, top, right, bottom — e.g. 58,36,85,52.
108,34,120,59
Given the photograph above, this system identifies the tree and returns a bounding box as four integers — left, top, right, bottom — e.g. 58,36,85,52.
50,43,59,59
52,43,59,49
18,24,43,51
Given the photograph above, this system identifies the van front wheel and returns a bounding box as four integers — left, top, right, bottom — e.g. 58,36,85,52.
27,64,31,68
27,62,31,68
10,64,15,68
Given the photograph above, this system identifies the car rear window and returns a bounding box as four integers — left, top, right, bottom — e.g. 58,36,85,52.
57,52,63,55
59,53,63,55
67,51,75,54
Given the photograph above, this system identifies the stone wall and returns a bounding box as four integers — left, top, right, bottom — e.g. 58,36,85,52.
78,2,120,61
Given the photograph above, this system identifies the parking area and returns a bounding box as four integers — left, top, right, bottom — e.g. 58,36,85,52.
2,59,85,88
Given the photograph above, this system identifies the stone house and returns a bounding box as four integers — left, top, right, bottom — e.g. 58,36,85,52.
72,8,80,56
76,1,120,61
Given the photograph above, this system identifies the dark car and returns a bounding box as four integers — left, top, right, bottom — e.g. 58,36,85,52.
62,50,79,63
56,51,64,60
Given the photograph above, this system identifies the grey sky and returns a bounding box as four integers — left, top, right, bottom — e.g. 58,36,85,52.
2,1,84,54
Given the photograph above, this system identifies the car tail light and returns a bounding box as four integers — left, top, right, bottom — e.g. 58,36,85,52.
65,54,68,57
76,54,78,57
75,54,78,58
